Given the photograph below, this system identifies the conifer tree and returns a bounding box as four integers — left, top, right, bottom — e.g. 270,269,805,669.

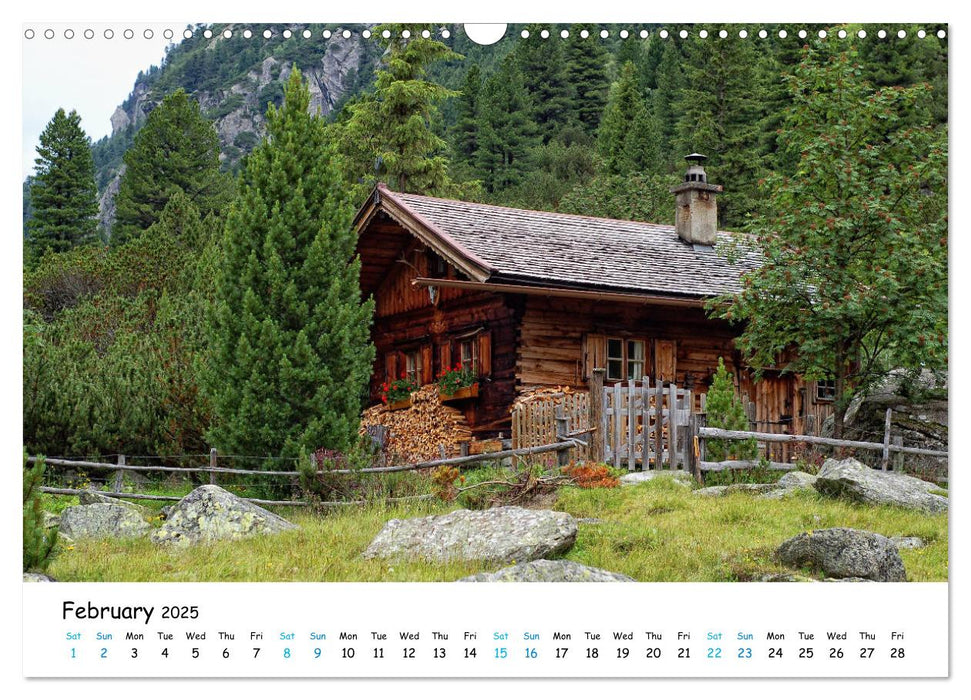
113,89,230,246
514,26,574,142
452,64,482,166
597,62,661,176
704,358,757,462
475,56,538,193
563,25,611,136
673,30,767,228
27,109,99,259
205,68,375,463
337,24,461,198
23,453,57,573
651,40,685,167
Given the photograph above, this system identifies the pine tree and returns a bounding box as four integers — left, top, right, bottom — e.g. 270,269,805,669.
205,68,375,466
452,64,482,166
113,89,230,246
563,25,611,136
475,56,538,194
337,24,461,198
704,358,757,462
514,26,574,142
597,62,661,176
27,109,99,259
651,40,685,167
673,29,767,228
23,453,57,573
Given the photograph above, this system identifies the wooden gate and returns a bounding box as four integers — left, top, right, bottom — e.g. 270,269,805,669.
603,378,693,471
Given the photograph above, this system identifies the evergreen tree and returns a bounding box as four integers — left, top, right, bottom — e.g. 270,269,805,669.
673,29,767,228
452,64,482,166
563,25,611,136
597,62,661,176
714,43,947,438
205,68,375,465
113,89,230,246
337,24,462,198
23,453,57,574
704,358,757,462
475,56,538,194
514,26,574,142
27,109,99,259
651,40,685,167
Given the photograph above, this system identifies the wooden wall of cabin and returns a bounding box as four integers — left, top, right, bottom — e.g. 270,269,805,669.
518,296,740,391
517,296,828,436
369,268,523,438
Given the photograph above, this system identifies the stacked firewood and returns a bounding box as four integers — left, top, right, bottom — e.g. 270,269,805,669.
512,385,580,410
360,384,472,463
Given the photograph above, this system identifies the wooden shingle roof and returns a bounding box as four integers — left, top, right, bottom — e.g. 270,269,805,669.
362,184,759,300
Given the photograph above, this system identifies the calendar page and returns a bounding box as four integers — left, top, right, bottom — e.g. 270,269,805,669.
12,0,958,695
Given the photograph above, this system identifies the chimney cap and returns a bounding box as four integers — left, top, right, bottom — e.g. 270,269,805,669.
684,153,708,164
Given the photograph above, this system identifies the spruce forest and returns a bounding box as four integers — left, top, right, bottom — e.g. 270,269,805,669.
23,23,948,466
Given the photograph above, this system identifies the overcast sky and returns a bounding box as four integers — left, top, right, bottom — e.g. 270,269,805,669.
21,23,183,179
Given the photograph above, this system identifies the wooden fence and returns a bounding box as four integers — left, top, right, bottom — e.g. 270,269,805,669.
27,439,580,508
512,391,590,462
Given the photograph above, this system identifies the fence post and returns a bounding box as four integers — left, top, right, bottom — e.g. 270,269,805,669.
881,408,892,471
113,454,125,493
687,413,702,483
209,448,218,485
892,436,904,471
555,406,571,468
589,368,606,464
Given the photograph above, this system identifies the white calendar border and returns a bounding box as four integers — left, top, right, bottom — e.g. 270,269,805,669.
6,0,964,696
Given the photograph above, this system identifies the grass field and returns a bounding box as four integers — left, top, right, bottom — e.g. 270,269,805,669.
43,475,948,583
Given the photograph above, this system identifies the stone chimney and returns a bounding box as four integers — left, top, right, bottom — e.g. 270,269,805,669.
670,153,723,246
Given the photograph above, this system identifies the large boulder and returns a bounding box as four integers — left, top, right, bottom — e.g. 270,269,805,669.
776,527,906,582
832,370,947,482
58,503,152,540
150,485,297,546
814,458,947,513
459,560,634,582
363,506,577,564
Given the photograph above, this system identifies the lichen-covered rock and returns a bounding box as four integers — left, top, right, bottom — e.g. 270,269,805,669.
79,490,150,516
23,573,56,582
620,470,694,487
42,511,61,529
150,485,297,546
459,559,634,582
814,458,947,513
58,504,152,540
776,527,906,582
363,506,577,564
891,536,926,550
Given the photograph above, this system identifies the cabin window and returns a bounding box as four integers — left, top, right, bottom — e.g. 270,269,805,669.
404,350,422,384
458,339,479,375
606,337,648,382
815,379,837,403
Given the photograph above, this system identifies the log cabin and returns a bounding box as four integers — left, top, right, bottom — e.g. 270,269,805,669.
353,155,834,445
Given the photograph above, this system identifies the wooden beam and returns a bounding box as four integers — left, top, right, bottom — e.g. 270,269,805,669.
697,427,948,457
412,277,706,308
